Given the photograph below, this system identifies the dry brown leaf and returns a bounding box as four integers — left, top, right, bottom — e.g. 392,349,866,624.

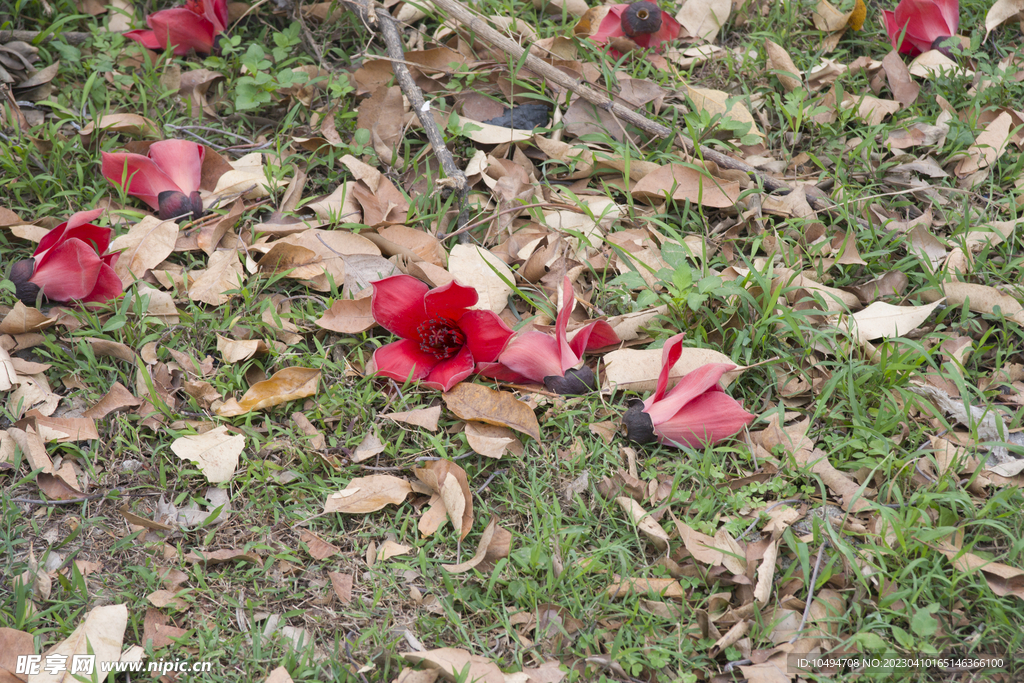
378,539,414,561
464,421,524,458
217,335,268,364
606,576,685,600
83,381,141,419
683,84,764,141
402,648,505,683
327,571,354,603
673,518,744,573
109,216,178,285
79,113,160,138
985,0,1024,39
316,298,375,333
383,405,442,431
765,39,802,92
443,383,541,441
840,299,944,343
936,543,1024,601
414,459,473,540
189,249,244,305
616,497,669,552
184,548,262,565
632,163,740,208
941,282,1024,325
26,604,127,683
447,244,515,313
956,111,1014,176
0,302,55,335
216,367,321,417
841,93,900,126
299,529,340,559
442,517,512,573
324,475,413,513
882,50,920,108
675,0,731,40
170,425,244,483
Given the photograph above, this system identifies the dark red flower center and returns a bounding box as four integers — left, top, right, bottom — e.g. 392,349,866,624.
417,317,465,360
621,1,663,38
183,0,205,15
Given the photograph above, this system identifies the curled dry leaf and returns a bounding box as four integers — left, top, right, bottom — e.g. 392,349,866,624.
402,648,505,683
414,459,473,540
29,604,128,683
632,164,740,208
378,539,414,561
839,299,945,343
108,216,179,286
607,576,685,600
324,475,413,513
465,421,524,458
382,406,442,432
615,497,669,552
216,367,321,417
0,302,55,335
443,383,541,442
316,298,375,333
602,345,739,394
169,425,245,483
442,517,512,573
446,244,515,313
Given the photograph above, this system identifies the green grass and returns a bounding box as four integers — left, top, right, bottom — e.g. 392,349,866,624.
2,0,1024,681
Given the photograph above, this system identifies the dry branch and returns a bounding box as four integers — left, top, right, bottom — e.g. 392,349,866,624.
0,30,93,45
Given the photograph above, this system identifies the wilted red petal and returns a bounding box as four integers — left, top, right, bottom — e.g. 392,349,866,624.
370,274,429,340
148,139,204,195
145,7,219,55
102,151,180,210
424,280,478,320
36,214,111,259
496,330,564,382
459,310,514,363
653,391,755,448
28,239,103,301
568,320,620,358
203,0,228,31
592,4,628,44
373,338,437,383
553,277,581,373
81,263,124,304
649,333,685,404
883,10,921,55
645,362,735,427
422,345,475,391
124,28,165,51
896,0,958,38
64,208,105,231
475,361,531,383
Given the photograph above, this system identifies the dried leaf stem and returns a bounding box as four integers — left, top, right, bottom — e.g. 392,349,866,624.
0,29,93,44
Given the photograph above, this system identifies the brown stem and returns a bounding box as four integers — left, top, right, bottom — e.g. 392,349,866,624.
0,29,93,45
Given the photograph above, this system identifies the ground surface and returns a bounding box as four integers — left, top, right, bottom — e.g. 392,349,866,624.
1,0,1024,682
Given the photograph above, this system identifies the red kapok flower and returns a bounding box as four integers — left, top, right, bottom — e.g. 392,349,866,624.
623,334,755,448
590,2,681,57
125,0,228,56
370,274,515,392
883,0,959,57
9,208,123,306
101,139,205,222
479,276,620,394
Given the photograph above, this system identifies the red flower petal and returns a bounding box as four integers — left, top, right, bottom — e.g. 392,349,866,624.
124,29,165,51
370,275,429,340
422,345,475,391
459,310,514,363
652,391,755,448
633,10,681,49
883,10,921,55
147,139,204,196
373,338,437,383
645,362,735,426
591,4,628,44
475,361,531,383
553,277,581,373
35,210,110,260
496,330,564,382
650,333,685,404
423,280,478,320
145,7,219,55
568,320,620,358
64,208,105,231
81,263,124,304
28,239,103,301
203,0,228,31
102,151,181,210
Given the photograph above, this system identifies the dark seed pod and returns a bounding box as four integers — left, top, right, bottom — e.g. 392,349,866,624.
10,260,42,306
158,189,205,223
621,1,662,38
622,399,657,444
543,366,597,395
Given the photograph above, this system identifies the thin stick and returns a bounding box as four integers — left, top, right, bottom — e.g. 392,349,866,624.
0,30,92,45
342,0,470,239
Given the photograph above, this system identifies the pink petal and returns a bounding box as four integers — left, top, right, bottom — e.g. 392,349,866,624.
81,263,124,304
124,29,165,51
496,330,564,382
370,274,429,340
65,208,105,231
653,391,755,448
883,10,920,55
475,361,532,383
459,310,514,363
35,212,110,259
423,345,475,391
373,338,437,383
102,151,180,209
423,280,478,320
568,320,620,358
645,362,736,426
895,0,957,53
553,277,580,373
203,0,228,31
28,239,103,301
590,4,628,43
145,7,219,55
147,139,204,195
649,333,686,404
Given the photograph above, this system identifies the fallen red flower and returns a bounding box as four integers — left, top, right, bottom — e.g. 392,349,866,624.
370,274,514,392
623,334,755,448
590,2,681,57
101,139,205,222
479,277,620,394
125,0,228,56
883,0,959,57
9,208,123,306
